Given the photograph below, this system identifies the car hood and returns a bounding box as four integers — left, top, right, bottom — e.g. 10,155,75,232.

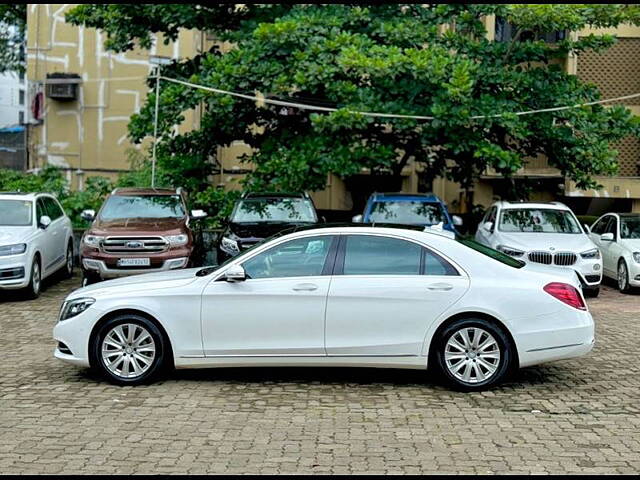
69,268,203,299
91,217,187,235
0,227,34,245
496,232,595,252
227,221,315,240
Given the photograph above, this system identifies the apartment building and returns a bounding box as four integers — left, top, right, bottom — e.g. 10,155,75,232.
24,5,640,214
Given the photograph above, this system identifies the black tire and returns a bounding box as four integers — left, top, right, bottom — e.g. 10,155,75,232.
583,286,600,298
618,259,633,294
91,314,168,386
432,318,514,392
81,270,101,287
24,256,42,299
61,242,74,279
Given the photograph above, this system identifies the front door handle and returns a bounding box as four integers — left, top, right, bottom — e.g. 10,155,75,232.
427,283,453,291
292,283,318,292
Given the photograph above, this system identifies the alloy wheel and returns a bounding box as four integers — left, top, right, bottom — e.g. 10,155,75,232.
444,327,501,384
101,323,156,379
32,261,41,296
618,262,628,291
66,246,73,275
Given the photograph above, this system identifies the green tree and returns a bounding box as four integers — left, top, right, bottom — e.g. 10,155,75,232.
67,4,640,206
0,5,26,74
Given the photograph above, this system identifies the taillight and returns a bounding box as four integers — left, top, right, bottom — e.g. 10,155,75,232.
543,282,587,310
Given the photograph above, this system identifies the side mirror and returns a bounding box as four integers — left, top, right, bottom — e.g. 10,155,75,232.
482,221,494,233
321,216,327,223
452,215,463,227
224,265,246,282
584,224,591,234
190,209,208,220
352,214,363,223
39,215,51,229
81,209,95,222
600,232,614,242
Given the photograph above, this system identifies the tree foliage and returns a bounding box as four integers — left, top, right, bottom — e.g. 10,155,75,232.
0,5,26,74
67,4,640,199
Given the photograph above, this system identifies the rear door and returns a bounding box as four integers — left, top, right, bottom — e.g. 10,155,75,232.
325,234,469,356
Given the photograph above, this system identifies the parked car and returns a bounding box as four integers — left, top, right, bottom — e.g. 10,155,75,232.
588,213,640,293
352,193,463,233
216,192,319,263
0,192,74,298
79,188,207,286
475,201,602,297
54,225,594,391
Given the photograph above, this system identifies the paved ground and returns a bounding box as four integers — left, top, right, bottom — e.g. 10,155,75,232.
1,274,639,475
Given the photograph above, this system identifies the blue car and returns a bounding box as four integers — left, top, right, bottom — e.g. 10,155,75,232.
353,193,463,233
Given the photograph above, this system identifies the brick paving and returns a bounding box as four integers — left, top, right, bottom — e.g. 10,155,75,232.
1,274,639,474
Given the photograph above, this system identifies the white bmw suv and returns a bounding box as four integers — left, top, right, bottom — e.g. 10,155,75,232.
475,201,602,297
0,192,75,298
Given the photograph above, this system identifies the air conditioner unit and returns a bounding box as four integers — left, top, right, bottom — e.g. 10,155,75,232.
45,73,81,101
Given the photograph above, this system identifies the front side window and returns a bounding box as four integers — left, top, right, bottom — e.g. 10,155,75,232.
99,195,186,220
242,236,333,279
232,198,317,223
620,216,640,239
0,200,32,226
343,235,422,275
591,216,611,235
368,201,445,225
43,197,63,220
499,209,581,234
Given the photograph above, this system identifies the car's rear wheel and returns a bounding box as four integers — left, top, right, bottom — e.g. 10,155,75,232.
62,242,74,279
24,257,41,299
92,314,167,385
618,259,632,293
433,318,513,391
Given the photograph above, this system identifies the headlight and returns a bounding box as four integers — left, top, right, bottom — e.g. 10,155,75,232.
59,298,95,322
580,248,600,259
633,252,640,264
83,235,104,247
167,234,189,247
497,245,524,258
0,243,27,256
220,236,240,255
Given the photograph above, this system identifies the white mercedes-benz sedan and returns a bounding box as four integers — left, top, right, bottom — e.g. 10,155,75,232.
54,226,595,391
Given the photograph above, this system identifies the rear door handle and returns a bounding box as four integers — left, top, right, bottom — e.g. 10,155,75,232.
427,283,453,291
292,283,318,292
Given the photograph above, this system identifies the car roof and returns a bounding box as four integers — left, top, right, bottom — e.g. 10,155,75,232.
369,192,442,202
241,192,309,199
617,213,640,218
111,188,180,196
0,192,45,200
494,200,571,210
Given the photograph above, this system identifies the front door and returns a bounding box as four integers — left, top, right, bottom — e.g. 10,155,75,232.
201,235,337,356
325,234,469,356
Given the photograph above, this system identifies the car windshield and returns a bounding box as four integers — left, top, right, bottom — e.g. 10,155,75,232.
99,195,185,220
368,201,445,225
231,198,317,223
457,238,525,269
0,200,32,226
499,208,581,234
620,216,640,239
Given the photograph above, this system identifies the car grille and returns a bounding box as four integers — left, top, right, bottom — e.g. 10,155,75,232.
528,251,553,265
528,251,577,266
102,236,168,254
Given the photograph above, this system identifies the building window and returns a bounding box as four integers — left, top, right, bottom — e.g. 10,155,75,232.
495,17,567,43
19,71,25,82
19,90,25,106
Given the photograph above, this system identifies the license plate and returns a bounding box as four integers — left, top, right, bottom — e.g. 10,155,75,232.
117,258,150,267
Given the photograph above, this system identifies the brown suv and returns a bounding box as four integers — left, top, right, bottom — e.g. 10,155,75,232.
79,188,207,285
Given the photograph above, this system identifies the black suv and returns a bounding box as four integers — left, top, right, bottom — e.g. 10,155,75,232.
215,192,320,263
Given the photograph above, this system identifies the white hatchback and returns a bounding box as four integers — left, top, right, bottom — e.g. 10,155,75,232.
0,192,75,298
589,213,640,292
54,226,594,391
475,201,603,297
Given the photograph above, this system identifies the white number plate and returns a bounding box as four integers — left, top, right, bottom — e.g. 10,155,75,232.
117,258,150,267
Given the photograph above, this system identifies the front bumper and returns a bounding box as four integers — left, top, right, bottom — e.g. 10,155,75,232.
0,253,29,290
82,257,189,279
627,260,640,287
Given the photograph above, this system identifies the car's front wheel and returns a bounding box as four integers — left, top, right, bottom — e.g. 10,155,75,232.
618,259,632,293
433,318,513,391
583,286,600,298
24,256,41,299
92,314,168,385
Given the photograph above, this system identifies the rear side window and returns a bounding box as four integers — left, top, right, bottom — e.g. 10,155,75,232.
457,238,524,269
341,235,458,276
